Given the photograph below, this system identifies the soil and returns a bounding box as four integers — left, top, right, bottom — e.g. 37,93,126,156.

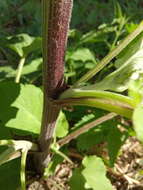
27,137,143,190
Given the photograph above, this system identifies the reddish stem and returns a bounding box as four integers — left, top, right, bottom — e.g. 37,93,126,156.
37,0,73,173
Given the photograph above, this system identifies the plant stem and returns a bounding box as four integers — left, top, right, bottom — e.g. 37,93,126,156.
38,0,73,174
0,140,38,152
55,97,132,119
0,147,18,166
21,150,28,190
60,88,135,107
58,113,117,147
51,145,73,164
74,21,143,86
15,57,26,83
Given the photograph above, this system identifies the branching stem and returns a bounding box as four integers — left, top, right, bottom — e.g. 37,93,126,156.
58,113,117,147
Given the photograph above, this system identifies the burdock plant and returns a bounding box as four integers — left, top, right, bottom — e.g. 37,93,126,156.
0,1,143,189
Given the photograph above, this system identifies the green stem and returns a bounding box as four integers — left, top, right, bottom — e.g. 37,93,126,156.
56,98,132,119
15,57,26,83
0,140,38,152
21,150,28,190
0,147,18,166
58,113,117,147
60,88,135,107
51,146,73,164
0,140,14,146
74,21,143,86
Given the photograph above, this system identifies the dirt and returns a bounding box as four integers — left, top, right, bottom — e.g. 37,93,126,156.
27,137,143,190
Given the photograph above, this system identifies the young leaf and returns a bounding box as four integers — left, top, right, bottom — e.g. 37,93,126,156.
55,111,69,138
82,156,114,190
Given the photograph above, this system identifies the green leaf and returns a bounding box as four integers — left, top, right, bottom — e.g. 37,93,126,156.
66,48,96,63
69,168,86,190
0,158,20,190
7,33,34,57
0,66,16,80
75,112,106,151
77,128,105,151
82,156,113,190
22,57,42,75
6,84,42,135
114,1,123,19
128,77,143,105
107,126,127,167
79,24,117,44
0,58,42,81
0,82,42,136
55,111,69,138
72,110,118,151
0,82,21,136
87,33,143,92
73,113,96,131
23,37,42,56
133,104,143,142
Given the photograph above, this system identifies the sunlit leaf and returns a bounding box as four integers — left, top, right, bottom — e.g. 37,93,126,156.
133,104,143,142
7,33,34,57
66,48,96,63
22,57,42,75
0,82,43,136
82,156,114,190
55,111,69,138
7,34,41,57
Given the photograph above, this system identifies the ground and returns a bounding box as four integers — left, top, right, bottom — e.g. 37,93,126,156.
28,137,143,190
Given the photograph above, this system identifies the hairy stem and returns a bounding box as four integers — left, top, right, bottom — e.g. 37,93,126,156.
38,0,73,173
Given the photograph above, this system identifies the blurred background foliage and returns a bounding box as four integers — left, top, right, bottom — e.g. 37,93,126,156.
0,0,143,85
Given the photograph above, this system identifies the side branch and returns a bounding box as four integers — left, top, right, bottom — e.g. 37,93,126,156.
58,113,117,147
